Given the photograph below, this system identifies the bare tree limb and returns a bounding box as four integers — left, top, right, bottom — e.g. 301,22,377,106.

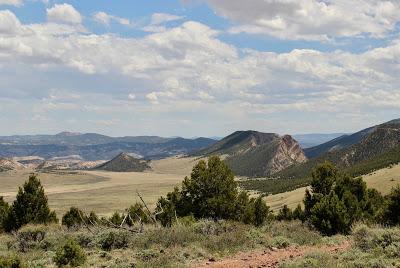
78,211,95,234
137,191,158,226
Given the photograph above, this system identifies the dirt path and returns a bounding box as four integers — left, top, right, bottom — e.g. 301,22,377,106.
194,240,350,268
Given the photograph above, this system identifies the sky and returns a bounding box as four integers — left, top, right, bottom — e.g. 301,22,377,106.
0,0,399,137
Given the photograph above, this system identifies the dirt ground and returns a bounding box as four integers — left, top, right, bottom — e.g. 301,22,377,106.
194,240,351,268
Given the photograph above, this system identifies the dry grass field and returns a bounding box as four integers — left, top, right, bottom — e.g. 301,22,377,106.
1,158,399,217
0,156,200,217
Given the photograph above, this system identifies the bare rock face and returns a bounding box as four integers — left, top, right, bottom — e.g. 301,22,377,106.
196,131,307,177
270,135,307,174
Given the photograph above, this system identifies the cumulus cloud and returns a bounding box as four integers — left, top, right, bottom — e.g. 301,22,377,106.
47,3,82,24
93,11,130,26
204,0,400,40
0,10,399,135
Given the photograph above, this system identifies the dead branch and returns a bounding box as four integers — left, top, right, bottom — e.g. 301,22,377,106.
78,211,95,234
137,191,158,226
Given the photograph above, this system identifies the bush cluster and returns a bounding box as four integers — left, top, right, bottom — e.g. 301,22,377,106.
300,162,400,235
155,156,271,227
53,239,86,267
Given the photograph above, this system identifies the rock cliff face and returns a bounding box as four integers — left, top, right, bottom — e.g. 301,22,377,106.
270,135,307,174
195,131,307,177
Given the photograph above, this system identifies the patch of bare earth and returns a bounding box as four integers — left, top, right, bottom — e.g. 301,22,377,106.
193,240,350,268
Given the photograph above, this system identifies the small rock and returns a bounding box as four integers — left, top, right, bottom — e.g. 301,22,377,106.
209,257,216,262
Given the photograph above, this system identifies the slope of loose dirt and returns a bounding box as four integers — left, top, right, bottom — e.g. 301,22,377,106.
194,240,350,268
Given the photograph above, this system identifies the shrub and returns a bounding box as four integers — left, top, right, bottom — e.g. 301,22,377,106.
109,212,124,226
271,236,290,249
96,230,130,251
292,204,305,222
276,205,293,221
16,225,46,252
0,255,26,268
62,207,84,229
4,174,57,232
381,186,400,226
53,239,86,267
127,203,152,225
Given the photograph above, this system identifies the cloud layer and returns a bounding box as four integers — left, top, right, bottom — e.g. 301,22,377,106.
0,3,399,136
205,0,400,40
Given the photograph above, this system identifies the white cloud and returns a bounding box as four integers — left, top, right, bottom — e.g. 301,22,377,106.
93,11,130,26
0,10,24,34
143,12,184,32
0,10,399,135
0,0,23,6
47,3,82,25
205,0,400,40
150,13,183,25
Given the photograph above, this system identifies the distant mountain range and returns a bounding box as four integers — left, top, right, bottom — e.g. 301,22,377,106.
0,132,217,161
195,131,307,177
293,133,348,149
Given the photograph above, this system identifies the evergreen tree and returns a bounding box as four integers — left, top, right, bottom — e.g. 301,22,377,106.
156,156,270,226
62,207,85,228
5,174,57,232
0,197,9,232
253,196,269,226
310,191,350,236
277,205,293,221
310,162,338,195
292,204,304,221
381,186,400,226
178,156,238,220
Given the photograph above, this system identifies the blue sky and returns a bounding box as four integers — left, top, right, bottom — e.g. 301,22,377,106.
0,0,399,137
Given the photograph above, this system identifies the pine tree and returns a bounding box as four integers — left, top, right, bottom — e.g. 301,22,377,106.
5,174,57,232
253,196,269,226
381,186,400,226
0,197,9,232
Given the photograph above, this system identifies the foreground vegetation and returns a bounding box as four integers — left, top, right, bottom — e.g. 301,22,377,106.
0,156,399,267
0,220,335,267
282,224,400,268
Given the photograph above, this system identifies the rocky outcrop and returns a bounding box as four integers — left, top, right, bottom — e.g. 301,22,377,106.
195,131,307,177
270,135,307,174
0,158,26,172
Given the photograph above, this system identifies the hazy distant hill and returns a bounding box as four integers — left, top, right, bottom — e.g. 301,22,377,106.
195,131,307,177
96,153,150,172
0,132,216,161
293,133,348,148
